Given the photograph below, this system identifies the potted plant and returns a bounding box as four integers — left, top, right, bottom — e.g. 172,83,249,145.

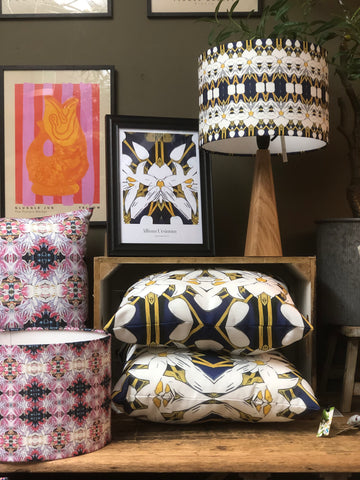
203,0,360,215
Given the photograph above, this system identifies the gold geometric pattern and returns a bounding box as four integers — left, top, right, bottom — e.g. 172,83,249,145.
198,38,329,153
106,268,312,355
112,346,319,424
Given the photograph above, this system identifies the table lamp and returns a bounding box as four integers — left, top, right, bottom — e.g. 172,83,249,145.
198,38,329,255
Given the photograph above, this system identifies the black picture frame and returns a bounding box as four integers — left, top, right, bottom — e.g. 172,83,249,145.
0,65,115,224
147,0,262,18
0,0,112,18
106,115,215,257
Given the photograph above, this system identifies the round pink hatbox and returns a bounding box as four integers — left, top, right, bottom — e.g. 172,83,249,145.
0,328,111,462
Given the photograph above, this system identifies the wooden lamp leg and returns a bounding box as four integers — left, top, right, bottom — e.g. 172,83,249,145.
244,148,283,256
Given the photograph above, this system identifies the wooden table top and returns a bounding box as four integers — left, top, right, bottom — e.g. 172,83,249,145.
2,412,360,474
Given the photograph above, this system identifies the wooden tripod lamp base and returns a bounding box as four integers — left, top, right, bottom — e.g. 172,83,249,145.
244,148,283,256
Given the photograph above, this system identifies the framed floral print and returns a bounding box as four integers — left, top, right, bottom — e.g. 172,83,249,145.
106,115,215,256
0,0,112,17
0,66,115,223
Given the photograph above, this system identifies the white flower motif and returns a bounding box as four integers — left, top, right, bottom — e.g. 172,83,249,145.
179,269,245,311
125,270,190,300
236,48,265,77
212,103,238,130
117,350,212,422
207,101,265,129
198,57,213,89
263,47,290,76
122,158,147,218
114,271,191,343
297,103,321,129
211,52,236,82
122,141,199,222
298,50,320,80
228,270,290,299
271,101,297,127
114,349,312,423
239,100,265,127
235,354,307,418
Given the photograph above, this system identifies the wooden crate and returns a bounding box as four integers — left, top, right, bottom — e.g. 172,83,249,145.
93,256,316,385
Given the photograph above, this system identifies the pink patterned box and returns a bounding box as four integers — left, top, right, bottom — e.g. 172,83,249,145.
0,328,111,462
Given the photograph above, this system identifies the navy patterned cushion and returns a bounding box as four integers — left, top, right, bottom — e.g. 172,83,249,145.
112,346,319,423
105,268,312,354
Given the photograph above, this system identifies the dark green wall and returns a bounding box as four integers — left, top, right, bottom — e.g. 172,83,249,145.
0,0,355,257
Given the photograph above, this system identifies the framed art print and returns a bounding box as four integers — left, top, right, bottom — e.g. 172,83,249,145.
106,115,215,256
148,0,261,17
0,66,115,223
0,0,112,17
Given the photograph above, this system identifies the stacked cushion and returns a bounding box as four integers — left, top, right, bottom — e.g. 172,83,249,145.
105,268,313,354
0,208,92,329
112,346,319,423
106,268,319,423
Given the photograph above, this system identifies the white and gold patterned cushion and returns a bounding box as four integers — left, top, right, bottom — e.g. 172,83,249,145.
112,346,319,423
105,268,312,354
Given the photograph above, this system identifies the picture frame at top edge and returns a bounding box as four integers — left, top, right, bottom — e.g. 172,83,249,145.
147,0,261,18
106,115,215,257
0,65,115,224
0,0,112,18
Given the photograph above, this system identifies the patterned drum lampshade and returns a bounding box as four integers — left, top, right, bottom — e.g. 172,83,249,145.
198,38,329,255
0,329,111,462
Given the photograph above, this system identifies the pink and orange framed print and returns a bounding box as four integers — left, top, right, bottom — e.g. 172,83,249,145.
0,66,115,223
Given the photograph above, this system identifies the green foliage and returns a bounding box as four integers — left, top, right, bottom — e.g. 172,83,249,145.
332,4,360,80
205,0,360,82
207,0,315,44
